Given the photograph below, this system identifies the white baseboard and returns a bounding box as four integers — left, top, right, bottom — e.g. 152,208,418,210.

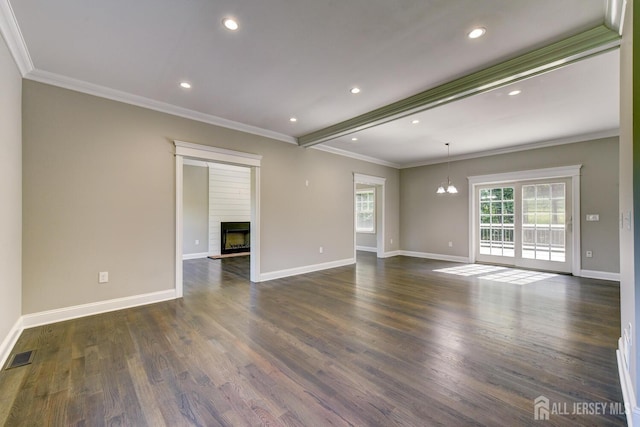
260,258,355,282
0,316,24,369
381,250,402,258
21,289,177,329
579,269,620,282
617,337,640,426
354,248,401,258
399,250,470,264
182,252,210,260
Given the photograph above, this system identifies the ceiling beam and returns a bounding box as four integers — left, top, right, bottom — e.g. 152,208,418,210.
297,25,621,148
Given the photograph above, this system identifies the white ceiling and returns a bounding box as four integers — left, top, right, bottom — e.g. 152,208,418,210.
5,0,619,167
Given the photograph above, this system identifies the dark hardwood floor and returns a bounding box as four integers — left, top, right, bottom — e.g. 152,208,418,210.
0,253,625,426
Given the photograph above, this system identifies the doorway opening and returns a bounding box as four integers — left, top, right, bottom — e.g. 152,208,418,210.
175,141,262,297
353,173,386,259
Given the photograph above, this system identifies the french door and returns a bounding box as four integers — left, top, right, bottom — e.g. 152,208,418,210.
476,178,572,273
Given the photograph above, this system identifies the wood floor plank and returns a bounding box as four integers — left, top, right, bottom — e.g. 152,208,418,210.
0,253,625,425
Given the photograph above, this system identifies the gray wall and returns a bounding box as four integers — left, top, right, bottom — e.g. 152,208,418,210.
183,165,209,255
619,0,638,403
22,81,400,314
0,34,22,348
400,137,619,273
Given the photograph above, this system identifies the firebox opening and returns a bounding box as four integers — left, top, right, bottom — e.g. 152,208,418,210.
221,221,250,255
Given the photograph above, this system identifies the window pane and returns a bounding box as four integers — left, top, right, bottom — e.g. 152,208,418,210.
523,185,535,199
504,229,514,242
552,199,565,214
537,184,550,199
551,183,565,199
503,201,514,214
478,186,514,259
503,187,514,200
537,199,550,213
355,189,375,232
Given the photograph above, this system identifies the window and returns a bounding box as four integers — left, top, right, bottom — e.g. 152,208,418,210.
479,187,515,257
356,188,375,233
522,183,566,262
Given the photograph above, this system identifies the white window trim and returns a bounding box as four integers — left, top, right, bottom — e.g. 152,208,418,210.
468,165,582,276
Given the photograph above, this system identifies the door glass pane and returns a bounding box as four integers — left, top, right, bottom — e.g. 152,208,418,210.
479,186,514,257
504,201,514,214
521,183,565,262
503,187,514,200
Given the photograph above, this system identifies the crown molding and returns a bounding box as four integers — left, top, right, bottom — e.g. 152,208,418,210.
400,128,620,169
24,68,298,145
0,0,33,75
311,144,401,169
298,25,621,147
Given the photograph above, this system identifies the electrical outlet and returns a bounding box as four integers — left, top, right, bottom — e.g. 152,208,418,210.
99,271,109,283
390,238,393,245
319,246,324,254
586,250,593,258
195,239,199,245
448,241,453,247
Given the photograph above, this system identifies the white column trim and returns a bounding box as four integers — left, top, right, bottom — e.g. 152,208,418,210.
175,156,184,297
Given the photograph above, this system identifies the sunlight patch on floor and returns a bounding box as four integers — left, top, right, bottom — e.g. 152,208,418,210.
434,264,557,285
433,264,506,276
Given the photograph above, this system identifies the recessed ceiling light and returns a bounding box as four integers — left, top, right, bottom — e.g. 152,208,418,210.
289,117,297,122
411,119,420,124
223,18,239,31
180,82,191,89
351,137,358,141
350,87,361,94
508,89,522,96
468,27,486,39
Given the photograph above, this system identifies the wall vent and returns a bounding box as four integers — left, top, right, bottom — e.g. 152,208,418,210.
5,350,35,370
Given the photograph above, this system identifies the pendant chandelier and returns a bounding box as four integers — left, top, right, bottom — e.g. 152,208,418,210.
436,143,458,194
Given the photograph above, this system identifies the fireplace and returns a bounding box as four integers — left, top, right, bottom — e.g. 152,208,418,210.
221,222,250,254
